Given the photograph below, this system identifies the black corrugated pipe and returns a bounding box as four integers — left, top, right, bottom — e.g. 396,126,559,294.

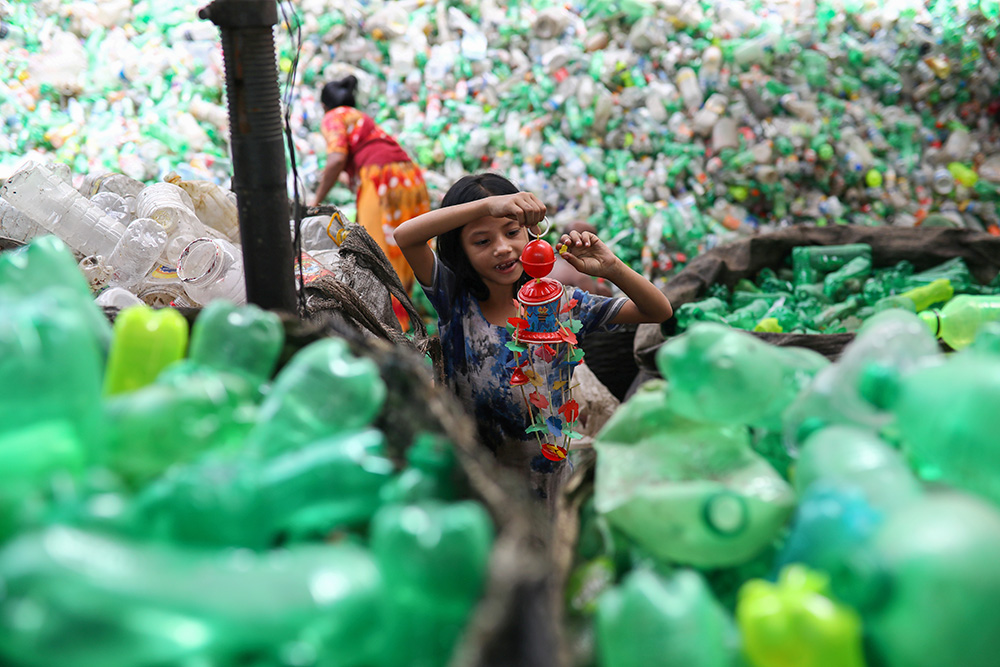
198,0,297,314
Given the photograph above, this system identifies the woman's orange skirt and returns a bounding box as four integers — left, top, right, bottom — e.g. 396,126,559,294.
355,161,430,294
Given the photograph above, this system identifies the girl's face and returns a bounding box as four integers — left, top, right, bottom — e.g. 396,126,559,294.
460,216,529,293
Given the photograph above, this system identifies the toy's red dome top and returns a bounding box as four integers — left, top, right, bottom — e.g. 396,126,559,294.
520,238,555,279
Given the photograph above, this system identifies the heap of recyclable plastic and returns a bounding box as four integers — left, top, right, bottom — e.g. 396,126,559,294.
0,235,493,666
0,0,231,183
575,311,1000,667
2,0,1000,281
676,243,1000,335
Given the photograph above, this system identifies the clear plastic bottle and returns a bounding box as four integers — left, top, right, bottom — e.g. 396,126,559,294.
177,237,247,306
0,197,45,245
90,192,131,225
692,93,728,136
699,45,723,90
675,67,703,113
0,163,126,258
107,218,169,290
932,167,955,196
82,172,146,200
136,182,215,263
95,287,144,309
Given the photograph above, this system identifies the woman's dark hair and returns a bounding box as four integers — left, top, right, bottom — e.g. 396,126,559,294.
438,173,528,303
320,75,358,110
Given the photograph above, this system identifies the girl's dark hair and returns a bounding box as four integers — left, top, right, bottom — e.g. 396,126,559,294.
438,173,526,303
320,75,358,110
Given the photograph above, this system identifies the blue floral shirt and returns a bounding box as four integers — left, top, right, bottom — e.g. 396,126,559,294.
421,255,626,469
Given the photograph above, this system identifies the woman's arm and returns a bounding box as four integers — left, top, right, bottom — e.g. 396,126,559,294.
311,152,348,207
558,230,673,324
395,193,546,287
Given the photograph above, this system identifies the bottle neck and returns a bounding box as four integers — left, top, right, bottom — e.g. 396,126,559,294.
178,239,230,286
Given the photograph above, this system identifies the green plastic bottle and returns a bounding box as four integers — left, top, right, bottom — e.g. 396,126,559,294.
891,351,1000,504
792,244,872,286
371,501,494,667
380,432,458,504
131,428,394,549
593,380,796,568
0,526,384,667
656,323,828,428
0,288,106,448
794,425,921,511
919,294,1000,349
0,235,112,352
738,565,865,667
876,278,955,313
834,493,1000,667
103,305,189,396
0,421,87,541
247,337,387,455
188,300,285,384
597,569,739,667
103,367,259,488
822,255,872,299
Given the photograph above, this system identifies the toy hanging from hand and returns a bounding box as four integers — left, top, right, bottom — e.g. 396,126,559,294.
507,221,585,462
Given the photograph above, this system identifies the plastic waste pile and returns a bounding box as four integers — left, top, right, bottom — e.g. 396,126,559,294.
571,311,1000,667
3,0,1000,284
0,0,231,183
0,235,493,667
676,243,1000,335
0,160,246,308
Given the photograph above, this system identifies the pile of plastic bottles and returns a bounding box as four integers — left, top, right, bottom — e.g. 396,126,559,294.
676,242,1000,335
0,235,493,667
0,160,247,308
575,311,1000,667
0,0,231,183
3,0,1000,283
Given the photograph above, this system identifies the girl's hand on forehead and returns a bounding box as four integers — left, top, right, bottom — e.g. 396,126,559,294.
484,192,546,228
557,230,620,278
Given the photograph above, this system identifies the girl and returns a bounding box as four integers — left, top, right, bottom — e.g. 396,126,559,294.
395,173,672,499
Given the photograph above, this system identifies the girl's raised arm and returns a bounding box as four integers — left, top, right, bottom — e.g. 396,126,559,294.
395,193,546,287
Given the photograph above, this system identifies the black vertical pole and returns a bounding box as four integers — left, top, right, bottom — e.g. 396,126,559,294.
198,0,297,314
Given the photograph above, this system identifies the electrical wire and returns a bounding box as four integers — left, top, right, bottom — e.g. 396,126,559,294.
277,0,308,315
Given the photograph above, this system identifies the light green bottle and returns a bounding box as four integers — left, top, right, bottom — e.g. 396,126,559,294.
597,569,739,667
794,425,921,510
919,294,1000,349
247,338,387,455
0,526,384,667
103,305,189,396
656,323,828,428
875,278,954,313
738,565,865,667
371,501,494,667
188,299,285,384
594,380,796,568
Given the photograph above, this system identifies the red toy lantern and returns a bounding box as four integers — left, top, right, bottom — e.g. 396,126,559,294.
507,225,585,462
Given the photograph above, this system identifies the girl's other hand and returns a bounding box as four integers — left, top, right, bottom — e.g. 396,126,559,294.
484,192,546,228
557,230,621,279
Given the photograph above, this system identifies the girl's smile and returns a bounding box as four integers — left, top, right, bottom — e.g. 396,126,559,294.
460,217,529,288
